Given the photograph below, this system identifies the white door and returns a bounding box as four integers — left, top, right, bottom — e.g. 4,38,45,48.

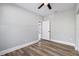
42,20,50,40
38,22,42,40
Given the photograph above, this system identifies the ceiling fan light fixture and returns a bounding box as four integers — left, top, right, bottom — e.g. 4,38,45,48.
44,3,48,5
43,0,48,5
38,0,52,10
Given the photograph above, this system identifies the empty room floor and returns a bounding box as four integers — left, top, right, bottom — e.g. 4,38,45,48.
3,39,79,56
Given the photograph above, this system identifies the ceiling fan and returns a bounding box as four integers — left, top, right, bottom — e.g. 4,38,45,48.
38,3,52,10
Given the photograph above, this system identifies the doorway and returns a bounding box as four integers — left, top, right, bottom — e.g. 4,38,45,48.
41,20,50,40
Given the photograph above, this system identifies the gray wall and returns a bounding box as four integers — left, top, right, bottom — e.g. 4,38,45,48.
76,14,79,51
76,4,79,51
0,4,42,51
44,9,75,44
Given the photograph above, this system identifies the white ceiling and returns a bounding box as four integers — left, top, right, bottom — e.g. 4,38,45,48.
15,3,75,17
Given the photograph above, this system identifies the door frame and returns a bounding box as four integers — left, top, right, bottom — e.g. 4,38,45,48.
41,20,51,40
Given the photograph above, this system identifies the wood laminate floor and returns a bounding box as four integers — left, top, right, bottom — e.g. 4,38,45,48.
3,39,79,56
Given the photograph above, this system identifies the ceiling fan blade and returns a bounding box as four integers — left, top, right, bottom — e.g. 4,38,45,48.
38,3,44,9
47,3,52,9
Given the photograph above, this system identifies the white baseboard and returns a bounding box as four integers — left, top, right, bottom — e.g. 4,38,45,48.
75,46,79,52
75,46,78,51
0,40,39,56
50,39,75,47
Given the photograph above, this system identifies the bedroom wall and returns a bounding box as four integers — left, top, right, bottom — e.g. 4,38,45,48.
76,3,79,51
44,9,75,45
0,4,42,51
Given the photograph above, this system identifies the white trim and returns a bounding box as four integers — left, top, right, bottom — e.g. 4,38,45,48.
0,40,39,56
75,46,78,51
75,46,79,52
50,39,75,47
